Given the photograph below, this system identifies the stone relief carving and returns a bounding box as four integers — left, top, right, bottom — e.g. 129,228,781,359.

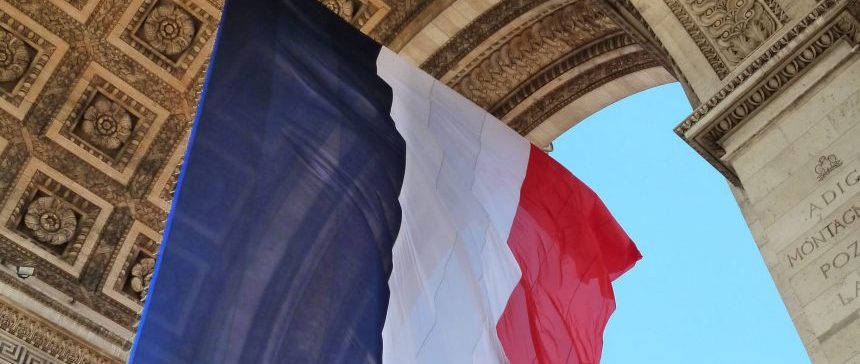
0,29,32,84
4,169,102,267
489,32,636,118
79,98,134,151
452,0,620,109
677,1,859,184
0,300,118,364
23,197,78,247
318,0,390,32
421,0,548,79
322,0,356,20
0,0,211,359
129,257,155,298
689,0,783,63
141,3,198,56
0,330,60,364
665,0,788,78
0,6,65,120
509,50,661,134
815,154,843,181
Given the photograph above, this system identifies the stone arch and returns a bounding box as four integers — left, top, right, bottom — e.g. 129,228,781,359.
358,0,691,148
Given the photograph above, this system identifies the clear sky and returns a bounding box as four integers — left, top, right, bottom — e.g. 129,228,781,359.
551,83,810,363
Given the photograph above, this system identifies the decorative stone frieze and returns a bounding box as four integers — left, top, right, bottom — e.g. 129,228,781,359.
420,0,549,79
449,0,620,109
677,4,859,183
0,299,119,364
490,32,636,118
509,50,662,134
664,0,789,78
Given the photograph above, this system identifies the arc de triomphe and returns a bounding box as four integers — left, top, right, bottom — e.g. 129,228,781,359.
0,0,857,362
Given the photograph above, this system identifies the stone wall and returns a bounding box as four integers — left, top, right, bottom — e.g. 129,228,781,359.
675,1,860,362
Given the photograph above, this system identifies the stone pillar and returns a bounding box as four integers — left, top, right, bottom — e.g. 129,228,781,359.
675,2,860,363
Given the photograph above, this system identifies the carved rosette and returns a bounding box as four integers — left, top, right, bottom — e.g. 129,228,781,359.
142,4,197,56
322,0,355,20
23,197,77,246
0,28,30,83
129,257,155,299
81,99,134,150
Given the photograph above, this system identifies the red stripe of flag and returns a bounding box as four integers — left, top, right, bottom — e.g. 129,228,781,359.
497,145,642,364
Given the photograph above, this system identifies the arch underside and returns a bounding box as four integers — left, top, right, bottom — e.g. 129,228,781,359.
331,0,679,146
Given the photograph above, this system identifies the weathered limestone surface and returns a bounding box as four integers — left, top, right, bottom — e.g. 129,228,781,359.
675,1,860,361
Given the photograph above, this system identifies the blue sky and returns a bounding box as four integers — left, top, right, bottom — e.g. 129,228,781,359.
551,83,810,363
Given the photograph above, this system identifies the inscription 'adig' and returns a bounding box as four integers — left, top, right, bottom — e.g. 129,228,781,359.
808,169,860,220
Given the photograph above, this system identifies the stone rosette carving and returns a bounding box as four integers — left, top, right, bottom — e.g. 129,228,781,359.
112,0,219,86
322,0,355,20
47,67,169,185
129,257,155,299
4,172,100,266
0,0,210,353
0,28,31,83
0,8,63,120
23,197,77,246
81,98,134,150
142,3,197,56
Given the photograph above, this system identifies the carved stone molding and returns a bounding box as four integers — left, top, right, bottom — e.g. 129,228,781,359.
510,50,662,134
677,3,859,183
45,0,100,23
664,0,789,78
420,0,549,79
449,0,621,109
490,32,636,118
0,299,119,363
0,271,131,351
369,0,435,44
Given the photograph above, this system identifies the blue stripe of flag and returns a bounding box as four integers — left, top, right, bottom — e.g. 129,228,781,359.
131,0,405,362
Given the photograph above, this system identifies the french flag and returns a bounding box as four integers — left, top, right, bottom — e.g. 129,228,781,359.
131,0,641,363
